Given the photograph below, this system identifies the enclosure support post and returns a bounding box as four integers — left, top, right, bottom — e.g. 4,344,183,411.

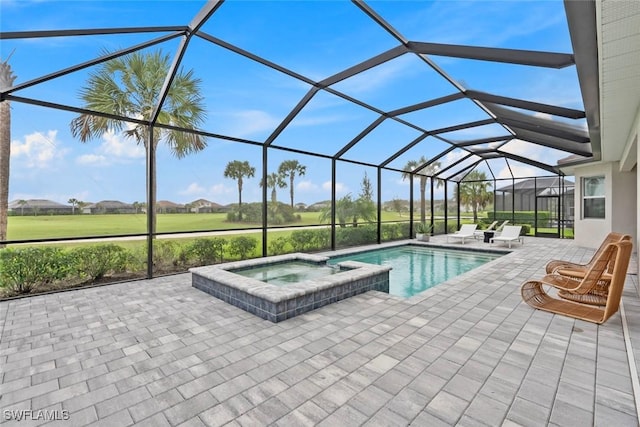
430,178,435,233
331,159,336,251
409,173,414,238
377,167,382,244
456,181,461,230
261,145,268,257
511,177,515,224
146,125,155,279
534,177,538,237
444,181,448,234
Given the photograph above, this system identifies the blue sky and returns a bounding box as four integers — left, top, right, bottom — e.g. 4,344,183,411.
1,0,582,206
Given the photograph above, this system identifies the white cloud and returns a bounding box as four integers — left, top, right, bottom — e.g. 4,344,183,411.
322,181,348,195
496,165,536,179
76,154,109,166
101,130,145,158
296,180,319,192
75,130,144,166
11,130,67,168
210,183,234,196
334,55,413,95
217,110,280,138
443,150,467,167
179,182,206,196
533,112,553,121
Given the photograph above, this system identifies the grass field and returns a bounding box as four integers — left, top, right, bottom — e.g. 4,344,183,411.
7,211,411,241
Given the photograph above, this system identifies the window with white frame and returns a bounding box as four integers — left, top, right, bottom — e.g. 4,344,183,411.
582,176,605,218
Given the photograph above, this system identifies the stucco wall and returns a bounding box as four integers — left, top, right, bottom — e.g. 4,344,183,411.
574,161,636,249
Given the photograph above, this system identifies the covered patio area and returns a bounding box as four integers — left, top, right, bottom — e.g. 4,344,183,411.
1,237,638,426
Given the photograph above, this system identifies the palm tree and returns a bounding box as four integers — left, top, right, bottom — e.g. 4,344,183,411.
278,160,306,208
402,156,442,223
319,194,354,228
459,170,493,222
77,200,88,214
69,49,206,232
260,172,286,204
68,198,79,215
224,160,255,221
0,57,17,247
16,199,27,216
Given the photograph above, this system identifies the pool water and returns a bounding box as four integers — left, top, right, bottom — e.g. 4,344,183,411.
328,246,501,297
232,261,339,286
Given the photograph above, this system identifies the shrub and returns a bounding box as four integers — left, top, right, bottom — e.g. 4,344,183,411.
0,247,70,293
517,224,531,235
268,236,290,255
336,225,377,246
290,229,316,251
184,238,226,266
153,240,181,272
381,222,409,241
228,236,258,260
311,229,331,250
70,244,130,282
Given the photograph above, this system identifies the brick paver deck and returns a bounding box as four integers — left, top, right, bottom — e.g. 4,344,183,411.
1,237,638,426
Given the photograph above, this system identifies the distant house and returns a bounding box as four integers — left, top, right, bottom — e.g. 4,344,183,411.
188,198,224,213
8,199,73,215
83,200,135,214
306,201,330,212
156,200,186,214
494,177,575,222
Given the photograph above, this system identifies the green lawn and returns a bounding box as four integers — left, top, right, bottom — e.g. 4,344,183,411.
7,211,410,241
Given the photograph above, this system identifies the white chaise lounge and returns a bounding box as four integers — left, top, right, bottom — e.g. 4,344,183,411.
490,225,524,248
447,224,478,244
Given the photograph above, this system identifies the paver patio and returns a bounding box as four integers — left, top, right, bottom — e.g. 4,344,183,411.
1,237,638,426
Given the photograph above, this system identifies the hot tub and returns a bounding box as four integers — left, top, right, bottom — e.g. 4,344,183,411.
191,253,390,322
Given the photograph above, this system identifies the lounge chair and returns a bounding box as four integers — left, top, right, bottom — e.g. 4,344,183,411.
521,240,632,324
495,220,510,232
473,220,498,240
545,232,631,306
447,224,478,244
490,225,523,248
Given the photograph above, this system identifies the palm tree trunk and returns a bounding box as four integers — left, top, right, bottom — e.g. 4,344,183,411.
238,179,243,221
289,176,294,208
0,100,10,247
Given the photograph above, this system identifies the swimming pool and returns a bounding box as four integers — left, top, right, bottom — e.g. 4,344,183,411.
328,245,502,297
231,261,340,286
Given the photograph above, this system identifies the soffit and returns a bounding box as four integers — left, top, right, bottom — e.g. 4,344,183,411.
599,0,640,162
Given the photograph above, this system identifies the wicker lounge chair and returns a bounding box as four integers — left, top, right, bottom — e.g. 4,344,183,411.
545,232,631,305
545,232,631,274
447,224,478,244
521,240,632,324
490,225,523,248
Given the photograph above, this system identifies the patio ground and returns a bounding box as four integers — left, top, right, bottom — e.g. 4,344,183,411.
1,236,639,426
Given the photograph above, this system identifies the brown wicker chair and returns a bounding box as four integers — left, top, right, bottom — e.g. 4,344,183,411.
545,232,631,306
521,240,633,324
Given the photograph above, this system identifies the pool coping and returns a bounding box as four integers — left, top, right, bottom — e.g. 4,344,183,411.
318,239,511,259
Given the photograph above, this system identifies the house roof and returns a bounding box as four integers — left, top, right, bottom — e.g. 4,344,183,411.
157,200,184,208
495,177,574,193
189,199,223,209
8,199,70,209
89,200,133,208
